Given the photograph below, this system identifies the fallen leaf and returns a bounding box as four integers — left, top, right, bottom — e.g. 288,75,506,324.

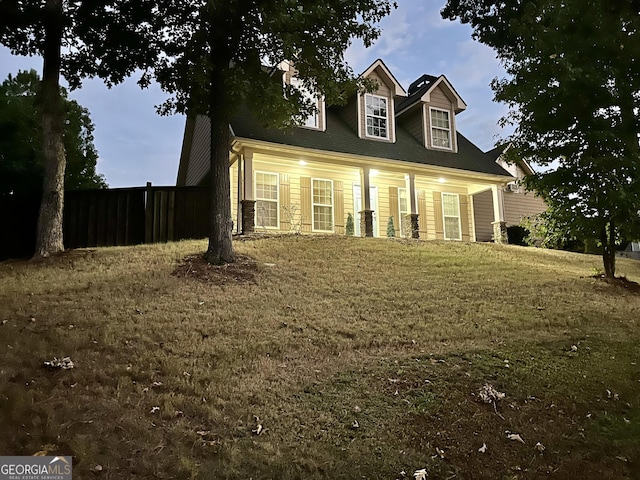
435,447,445,458
507,433,526,444
43,357,74,370
351,420,360,429
478,443,487,453
354,405,361,413
570,345,578,352
413,468,428,480
535,442,545,453
150,406,160,414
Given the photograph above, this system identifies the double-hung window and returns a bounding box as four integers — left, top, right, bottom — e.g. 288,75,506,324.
365,94,388,139
312,178,333,232
430,107,452,150
291,78,318,128
442,193,461,240
255,172,279,228
398,188,410,237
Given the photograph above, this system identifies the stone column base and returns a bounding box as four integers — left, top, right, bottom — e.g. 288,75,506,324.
492,221,508,244
359,210,374,237
241,200,256,235
410,213,420,239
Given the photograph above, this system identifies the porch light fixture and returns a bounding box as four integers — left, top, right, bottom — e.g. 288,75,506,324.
299,160,308,166
438,177,447,183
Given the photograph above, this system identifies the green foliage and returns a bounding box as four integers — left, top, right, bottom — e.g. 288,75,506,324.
153,0,395,123
506,225,528,247
386,216,395,238
345,212,355,236
0,70,107,195
442,0,640,277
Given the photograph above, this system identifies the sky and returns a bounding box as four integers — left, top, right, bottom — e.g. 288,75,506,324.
0,0,511,188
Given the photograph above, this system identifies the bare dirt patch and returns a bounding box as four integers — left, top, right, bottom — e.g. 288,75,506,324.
172,253,258,285
592,275,640,294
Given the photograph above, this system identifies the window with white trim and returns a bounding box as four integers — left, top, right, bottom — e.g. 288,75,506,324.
430,107,452,150
255,172,279,228
365,94,388,139
312,178,333,231
442,193,461,240
398,188,411,237
291,77,318,128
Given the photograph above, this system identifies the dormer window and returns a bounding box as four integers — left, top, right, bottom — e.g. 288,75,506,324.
291,77,319,129
430,107,452,150
365,94,389,139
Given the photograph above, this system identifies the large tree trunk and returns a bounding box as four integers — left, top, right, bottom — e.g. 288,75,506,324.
601,221,616,279
34,0,66,258
204,68,235,265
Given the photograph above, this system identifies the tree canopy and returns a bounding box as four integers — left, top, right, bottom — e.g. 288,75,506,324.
442,0,640,278
153,0,395,264
0,69,107,195
0,0,156,257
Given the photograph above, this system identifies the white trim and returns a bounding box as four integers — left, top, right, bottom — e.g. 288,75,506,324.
389,95,396,143
360,59,407,96
398,187,410,237
441,192,462,241
364,93,390,140
429,107,453,151
423,76,467,112
357,92,362,138
290,77,320,130
254,170,279,229
311,177,334,232
422,104,428,148
321,96,327,132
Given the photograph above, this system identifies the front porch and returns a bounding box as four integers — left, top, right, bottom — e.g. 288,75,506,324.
230,143,511,243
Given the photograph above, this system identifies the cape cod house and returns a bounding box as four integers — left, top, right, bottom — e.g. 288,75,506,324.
176,59,544,242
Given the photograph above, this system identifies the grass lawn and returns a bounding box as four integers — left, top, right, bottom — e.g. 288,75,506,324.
1,236,640,479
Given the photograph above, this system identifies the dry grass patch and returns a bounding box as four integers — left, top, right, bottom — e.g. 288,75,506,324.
1,236,640,479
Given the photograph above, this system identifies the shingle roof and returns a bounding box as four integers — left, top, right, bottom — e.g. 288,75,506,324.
230,107,512,177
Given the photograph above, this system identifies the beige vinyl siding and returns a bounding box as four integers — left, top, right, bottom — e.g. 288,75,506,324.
185,116,211,186
339,96,359,134
433,191,444,240
359,71,394,142
425,85,457,152
397,106,424,146
459,194,471,241
388,187,399,233
504,191,547,226
472,189,494,242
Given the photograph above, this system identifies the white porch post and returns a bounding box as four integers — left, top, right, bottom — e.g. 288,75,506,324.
241,151,255,234
491,184,508,244
408,173,419,238
360,167,373,237
236,154,243,234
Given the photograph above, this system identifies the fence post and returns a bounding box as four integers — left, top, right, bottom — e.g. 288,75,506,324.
145,182,154,243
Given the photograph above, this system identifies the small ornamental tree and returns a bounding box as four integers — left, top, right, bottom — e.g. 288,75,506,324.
386,216,396,238
345,212,355,236
153,0,395,264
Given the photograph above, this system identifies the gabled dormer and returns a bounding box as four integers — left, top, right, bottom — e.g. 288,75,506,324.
355,59,406,143
280,60,327,131
396,74,467,153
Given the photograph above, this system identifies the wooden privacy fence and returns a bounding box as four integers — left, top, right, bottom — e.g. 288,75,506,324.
1,184,210,259
64,183,210,248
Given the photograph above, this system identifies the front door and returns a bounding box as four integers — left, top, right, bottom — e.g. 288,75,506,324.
353,185,379,237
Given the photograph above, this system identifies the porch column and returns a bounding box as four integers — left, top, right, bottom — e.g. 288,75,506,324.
236,153,243,234
408,173,419,239
491,185,508,244
241,151,255,234
360,167,374,237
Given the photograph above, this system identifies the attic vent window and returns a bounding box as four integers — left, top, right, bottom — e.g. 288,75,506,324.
365,94,388,139
430,107,452,150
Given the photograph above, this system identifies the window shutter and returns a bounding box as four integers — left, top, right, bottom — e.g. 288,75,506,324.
279,174,290,231
300,176,312,233
388,187,398,231
459,194,470,241
418,190,428,239
433,191,444,240
333,180,344,234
